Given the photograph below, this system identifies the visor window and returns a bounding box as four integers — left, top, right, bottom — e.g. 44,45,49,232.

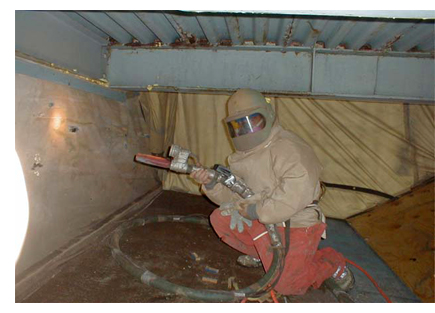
226,113,266,138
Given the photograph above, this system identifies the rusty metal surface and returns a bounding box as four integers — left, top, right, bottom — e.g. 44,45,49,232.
61,11,434,53
15,74,159,275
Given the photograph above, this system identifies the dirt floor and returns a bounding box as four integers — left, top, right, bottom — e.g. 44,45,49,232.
23,190,339,303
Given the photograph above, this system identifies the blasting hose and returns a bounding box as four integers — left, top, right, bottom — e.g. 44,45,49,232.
108,214,287,302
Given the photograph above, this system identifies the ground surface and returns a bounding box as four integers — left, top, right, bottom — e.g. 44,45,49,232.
22,190,419,303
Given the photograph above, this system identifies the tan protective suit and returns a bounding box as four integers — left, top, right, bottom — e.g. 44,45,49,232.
202,123,324,228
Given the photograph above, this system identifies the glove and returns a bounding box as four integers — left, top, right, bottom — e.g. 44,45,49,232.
219,203,252,233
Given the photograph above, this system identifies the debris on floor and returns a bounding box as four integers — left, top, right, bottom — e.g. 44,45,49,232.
201,276,218,284
189,252,201,262
204,266,219,275
20,191,420,303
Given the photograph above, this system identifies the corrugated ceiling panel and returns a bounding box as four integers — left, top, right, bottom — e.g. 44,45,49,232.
345,21,384,50
77,12,133,44
326,20,358,48
235,16,251,43
106,12,156,44
54,11,434,53
196,15,229,45
135,12,179,44
49,12,108,45
316,20,341,46
369,22,417,50
63,12,109,40
253,17,269,45
225,16,243,45
164,14,206,43
289,18,314,46
393,23,435,51
303,19,329,47
266,17,293,46
418,34,434,51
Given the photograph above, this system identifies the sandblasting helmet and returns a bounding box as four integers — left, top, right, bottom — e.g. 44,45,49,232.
225,89,276,151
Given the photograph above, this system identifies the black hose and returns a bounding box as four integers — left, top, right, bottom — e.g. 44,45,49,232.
322,182,397,200
108,215,286,302
249,219,291,299
284,220,291,257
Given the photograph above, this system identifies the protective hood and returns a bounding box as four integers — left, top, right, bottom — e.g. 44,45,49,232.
225,89,276,151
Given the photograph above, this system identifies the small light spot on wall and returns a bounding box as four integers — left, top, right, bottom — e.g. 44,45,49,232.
52,116,63,130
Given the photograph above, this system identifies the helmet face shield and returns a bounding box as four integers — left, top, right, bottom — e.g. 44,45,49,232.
225,89,276,151
226,113,266,138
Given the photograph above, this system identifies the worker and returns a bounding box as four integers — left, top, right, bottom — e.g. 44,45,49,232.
190,89,354,296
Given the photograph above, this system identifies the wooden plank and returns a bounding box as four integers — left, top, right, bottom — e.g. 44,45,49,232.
348,180,434,303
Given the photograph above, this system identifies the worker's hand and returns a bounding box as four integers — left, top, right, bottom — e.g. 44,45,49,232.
220,203,252,233
220,202,254,219
190,165,212,185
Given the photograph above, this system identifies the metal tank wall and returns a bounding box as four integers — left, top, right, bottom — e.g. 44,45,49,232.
15,73,160,274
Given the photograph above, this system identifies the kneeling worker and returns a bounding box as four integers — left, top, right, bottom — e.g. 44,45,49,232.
190,89,354,296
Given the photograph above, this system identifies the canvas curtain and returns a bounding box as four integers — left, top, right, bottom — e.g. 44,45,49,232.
139,92,434,219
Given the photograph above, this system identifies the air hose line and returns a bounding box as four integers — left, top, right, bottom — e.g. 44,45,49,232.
108,214,287,302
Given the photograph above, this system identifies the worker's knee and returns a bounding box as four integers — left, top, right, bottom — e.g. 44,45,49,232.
210,208,224,228
210,208,232,236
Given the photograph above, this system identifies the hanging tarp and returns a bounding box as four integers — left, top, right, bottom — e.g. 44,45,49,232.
140,92,434,219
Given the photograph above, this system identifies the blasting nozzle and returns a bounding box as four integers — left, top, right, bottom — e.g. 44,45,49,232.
135,154,171,169
135,145,254,200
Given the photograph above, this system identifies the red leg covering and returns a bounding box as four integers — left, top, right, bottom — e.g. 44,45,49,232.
210,209,346,295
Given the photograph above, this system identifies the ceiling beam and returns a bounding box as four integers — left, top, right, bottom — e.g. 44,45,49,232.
106,46,434,104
